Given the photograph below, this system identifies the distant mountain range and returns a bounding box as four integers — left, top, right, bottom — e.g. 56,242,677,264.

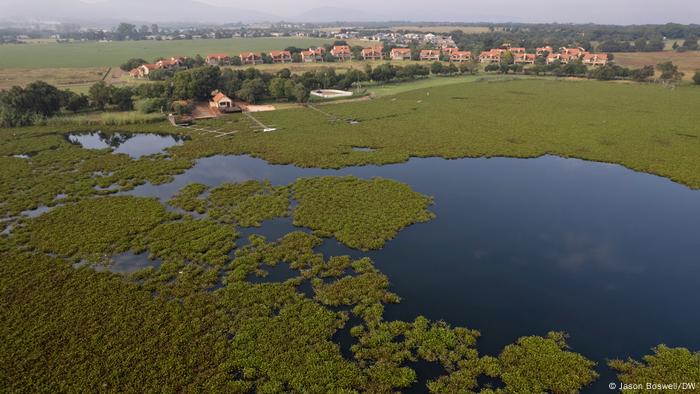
3,0,276,24
1,0,389,24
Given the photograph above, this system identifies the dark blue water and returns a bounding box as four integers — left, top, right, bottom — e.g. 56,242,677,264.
127,154,700,393
67,132,184,159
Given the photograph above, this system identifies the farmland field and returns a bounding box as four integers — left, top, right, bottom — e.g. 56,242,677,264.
613,50,700,80
0,37,366,69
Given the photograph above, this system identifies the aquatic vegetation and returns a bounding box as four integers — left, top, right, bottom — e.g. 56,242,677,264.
291,176,435,250
216,281,364,392
0,252,234,393
481,332,599,393
208,181,290,227
18,196,174,264
313,264,401,315
168,183,209,213
609,345,700,393
131,218,238,298
170,181,290,227
351,316,482,393
3,79,700,391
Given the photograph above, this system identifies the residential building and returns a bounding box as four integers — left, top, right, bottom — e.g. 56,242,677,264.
582,53,609,66
450,51,473,63
301,47,324,63
206,54,231,66
510,47,526,54
514,53,537,64
132,63,159,78
361,46,384,61
536,46,554,55
442,47,459,55
479,50,502,63
419,49,441,61
210,92,239,113
390,48,412,61
156,56,185,70
331,45,352,62
269,50,292,63
240,52,264,65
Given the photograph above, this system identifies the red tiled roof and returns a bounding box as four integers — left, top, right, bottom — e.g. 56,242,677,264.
206,54,230,59
391,48,412,54
240,52,262,58
332,45,352,54
212,93,231,103
269,50,291,57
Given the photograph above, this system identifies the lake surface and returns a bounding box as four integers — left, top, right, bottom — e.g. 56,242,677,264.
126,153,700,393
67,132,184,159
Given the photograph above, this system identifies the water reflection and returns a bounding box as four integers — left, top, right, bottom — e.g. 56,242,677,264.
67,132,185,159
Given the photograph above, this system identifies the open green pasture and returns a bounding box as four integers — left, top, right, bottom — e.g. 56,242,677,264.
0,37,338,68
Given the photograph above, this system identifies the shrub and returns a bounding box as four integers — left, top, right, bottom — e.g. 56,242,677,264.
135,98,169,114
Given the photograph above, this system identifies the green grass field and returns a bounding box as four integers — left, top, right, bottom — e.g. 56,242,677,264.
0,37,351,68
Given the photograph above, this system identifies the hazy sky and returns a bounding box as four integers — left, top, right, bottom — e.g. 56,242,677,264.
2,0,699,24
199,0,699,24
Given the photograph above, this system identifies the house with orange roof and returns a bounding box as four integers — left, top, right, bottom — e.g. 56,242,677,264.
560,47,587,57
510,47,526,54
391,48,412,60
240,52,263,65
301,47,325,62
514,53,537,65
209,92,239,113
361,46,384,61
156,56,185,70
546,53,562,64
269,50,292,64
536,46,554,56
479,50,502,63
331,45,352,61
450,51,473,63
131,63,160,78
206,54,231,66
419,49,441,61
442,47,459,55
582,53,609,66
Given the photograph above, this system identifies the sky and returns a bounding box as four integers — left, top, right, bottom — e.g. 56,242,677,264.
1,0,699,24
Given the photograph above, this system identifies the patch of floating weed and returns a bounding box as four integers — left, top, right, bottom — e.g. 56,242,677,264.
480,331,598,393
291,176,435,250
170,181,290,227
609,345,700,391
18,196,174,264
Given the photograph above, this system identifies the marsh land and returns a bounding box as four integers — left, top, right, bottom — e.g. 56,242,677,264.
2,76,700,392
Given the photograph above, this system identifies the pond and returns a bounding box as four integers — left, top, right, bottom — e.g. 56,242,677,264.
127,154,700,393
67,132,185,159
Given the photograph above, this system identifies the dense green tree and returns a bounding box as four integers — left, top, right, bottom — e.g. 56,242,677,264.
120,58,147,72
630,65,655,82
89,81,114,110
656,61,684,83
110,87,135,111
115,22,138,40
694,70,700,85
236,78,267,103
172,66,221,101
0,81,64,127
64,91,90,113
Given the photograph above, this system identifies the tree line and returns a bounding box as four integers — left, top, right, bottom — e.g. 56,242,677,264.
0,61,479,128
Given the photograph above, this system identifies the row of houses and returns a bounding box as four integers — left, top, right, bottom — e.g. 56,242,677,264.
129,56,186,78
478,44,609,66
201,45,476,67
